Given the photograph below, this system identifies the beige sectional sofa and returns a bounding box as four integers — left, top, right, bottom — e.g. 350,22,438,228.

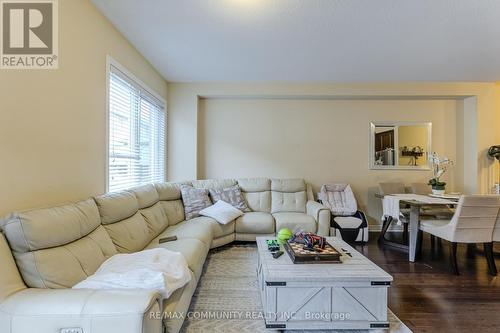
0,178,330,333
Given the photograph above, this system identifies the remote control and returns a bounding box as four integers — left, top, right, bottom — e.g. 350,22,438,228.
159,235,178,243
273,251,284,259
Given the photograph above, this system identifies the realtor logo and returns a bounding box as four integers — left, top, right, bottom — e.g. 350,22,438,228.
1,0,58,69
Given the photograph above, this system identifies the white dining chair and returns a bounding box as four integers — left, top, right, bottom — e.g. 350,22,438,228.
419,195,500,275
410,182,455,248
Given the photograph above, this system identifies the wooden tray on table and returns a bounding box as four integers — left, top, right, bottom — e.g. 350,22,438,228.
284,241,342,264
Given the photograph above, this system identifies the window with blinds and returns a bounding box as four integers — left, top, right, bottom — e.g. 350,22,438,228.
107,64,166,192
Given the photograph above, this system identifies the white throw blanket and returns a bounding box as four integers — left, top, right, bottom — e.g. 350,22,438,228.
73,248,191,299
382,195,405,223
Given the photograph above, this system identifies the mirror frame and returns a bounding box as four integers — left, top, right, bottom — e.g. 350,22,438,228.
369,121,432,170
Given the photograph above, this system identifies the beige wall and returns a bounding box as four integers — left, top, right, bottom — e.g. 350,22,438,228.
168,82,499,228
0,0,167,215
198,98,457,225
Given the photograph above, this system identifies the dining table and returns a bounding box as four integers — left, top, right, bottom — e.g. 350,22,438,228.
377,193,459,262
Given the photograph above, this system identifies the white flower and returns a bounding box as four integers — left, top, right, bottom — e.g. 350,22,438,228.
428,152,454,181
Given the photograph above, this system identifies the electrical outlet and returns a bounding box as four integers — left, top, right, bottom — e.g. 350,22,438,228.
60,328,83,333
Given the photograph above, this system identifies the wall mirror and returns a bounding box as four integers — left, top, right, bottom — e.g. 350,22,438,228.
370,122,432,170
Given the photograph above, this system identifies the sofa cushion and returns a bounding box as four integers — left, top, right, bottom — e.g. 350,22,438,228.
273,212,317,233
0,200,117,288
154,219,213,247
159,200,185,226
237,178,272,213
94,191,139,225
129,184,159,209
235,212,275,234
237,178,271,192
155,182,185,201
192,179,237,190
103,212,152,253
242,191,271,213
195,217,235,239
270,178,307,213
271,191,307,213
180,185,212,220
14,226,117,289
271,178,306,192
147,238,208,281
3,199,101,252
209,185,251,212
139,202,169,237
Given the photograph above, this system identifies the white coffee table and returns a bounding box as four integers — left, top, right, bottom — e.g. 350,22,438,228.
256,237,393,330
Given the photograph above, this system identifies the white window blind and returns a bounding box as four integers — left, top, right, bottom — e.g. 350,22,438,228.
108,64,166,192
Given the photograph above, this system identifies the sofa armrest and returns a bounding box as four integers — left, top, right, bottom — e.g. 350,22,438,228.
306,200,331,236
0,289,162,333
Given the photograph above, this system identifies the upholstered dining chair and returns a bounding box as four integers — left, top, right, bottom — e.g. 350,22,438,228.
411,182,455,249
379,183,407,196
419,195,500,276
410,182,432,195
378,182,409,244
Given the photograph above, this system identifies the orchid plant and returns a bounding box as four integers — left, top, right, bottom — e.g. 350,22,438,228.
428,152,454,190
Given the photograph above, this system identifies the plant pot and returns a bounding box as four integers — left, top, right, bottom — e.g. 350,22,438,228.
432,189,445,195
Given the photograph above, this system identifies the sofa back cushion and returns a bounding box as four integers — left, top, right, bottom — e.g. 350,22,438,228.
129,184,169,239
0,199,117,288
271,178,307,213
192,179,237,190
237,178,271,213
94,191,151,253
140,203,169,236
155,182,187,225
131,184,160,209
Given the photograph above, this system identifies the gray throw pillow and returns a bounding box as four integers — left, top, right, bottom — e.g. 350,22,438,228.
180,185,213,220
209,185,251,212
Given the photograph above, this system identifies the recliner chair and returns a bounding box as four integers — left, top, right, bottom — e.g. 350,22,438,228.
318,184,369,243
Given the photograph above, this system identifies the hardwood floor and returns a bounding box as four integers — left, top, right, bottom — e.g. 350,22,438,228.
352,232,500,333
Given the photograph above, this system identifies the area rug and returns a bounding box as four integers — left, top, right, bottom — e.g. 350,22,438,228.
180,244,412,333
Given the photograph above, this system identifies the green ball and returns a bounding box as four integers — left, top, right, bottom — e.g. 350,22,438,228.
277,228,293,243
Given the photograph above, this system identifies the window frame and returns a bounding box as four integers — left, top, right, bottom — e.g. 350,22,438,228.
105,55,167,193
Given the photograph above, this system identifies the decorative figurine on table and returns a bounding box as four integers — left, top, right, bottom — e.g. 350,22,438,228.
289,232,326,251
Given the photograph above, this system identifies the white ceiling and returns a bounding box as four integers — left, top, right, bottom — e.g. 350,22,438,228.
92,0,500,82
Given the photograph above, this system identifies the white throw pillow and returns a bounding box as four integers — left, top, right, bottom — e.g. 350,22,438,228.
199,200,243,224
